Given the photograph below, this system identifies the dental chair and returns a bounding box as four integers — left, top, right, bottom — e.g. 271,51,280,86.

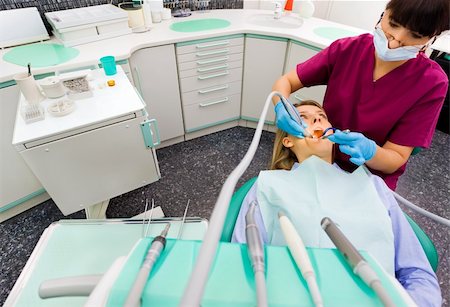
221,176,439,272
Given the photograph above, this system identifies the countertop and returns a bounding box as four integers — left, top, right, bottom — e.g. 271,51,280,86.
0,9,369,83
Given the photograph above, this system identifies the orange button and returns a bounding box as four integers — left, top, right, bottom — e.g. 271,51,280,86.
107,80,115,87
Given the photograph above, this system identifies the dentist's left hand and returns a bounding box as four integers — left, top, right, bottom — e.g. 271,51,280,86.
327,130,377,165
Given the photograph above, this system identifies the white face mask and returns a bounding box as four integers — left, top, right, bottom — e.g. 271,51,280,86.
373,27,422,61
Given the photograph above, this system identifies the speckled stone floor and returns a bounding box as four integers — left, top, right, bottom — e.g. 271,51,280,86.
1,126,448,306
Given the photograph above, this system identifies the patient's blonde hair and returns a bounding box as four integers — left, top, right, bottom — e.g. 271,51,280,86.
270,100,326,170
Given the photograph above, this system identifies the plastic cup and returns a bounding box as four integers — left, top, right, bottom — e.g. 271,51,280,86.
100,56,117,76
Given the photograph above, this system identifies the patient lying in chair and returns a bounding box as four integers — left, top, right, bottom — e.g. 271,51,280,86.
232,100,441,307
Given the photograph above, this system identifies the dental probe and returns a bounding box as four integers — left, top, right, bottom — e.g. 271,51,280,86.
278,212,323,307
245,201,268,307
125,223,170,307
141,199,149,237
178,200,190,239
321,217,395,307
320,128,350,139
144,199,155,238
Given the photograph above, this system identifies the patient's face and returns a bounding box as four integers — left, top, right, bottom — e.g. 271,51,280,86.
284,105,333,161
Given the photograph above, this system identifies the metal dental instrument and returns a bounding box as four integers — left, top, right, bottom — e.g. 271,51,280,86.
144,198,155,238
279,95,313,138
245,201,268,307
319,128,351,139
279,212,323,307
141,199,149,237
125,223,171,307
319,127,336,139
321,217,395,307
178,200,190,239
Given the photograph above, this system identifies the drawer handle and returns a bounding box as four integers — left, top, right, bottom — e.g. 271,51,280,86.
197,71,229,80
196,56,229,65
198,84,229,94
196,41,230,49
197,64,228,73
196,49,229,57
199,97,229,107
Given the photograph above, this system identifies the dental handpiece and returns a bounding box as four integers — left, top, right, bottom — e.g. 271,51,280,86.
125,223,170,307
245,201,268,307
279,212,323,307
321,217,395,307
279,95,312,138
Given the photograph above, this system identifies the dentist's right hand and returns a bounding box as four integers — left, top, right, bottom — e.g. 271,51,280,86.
274,101,307,138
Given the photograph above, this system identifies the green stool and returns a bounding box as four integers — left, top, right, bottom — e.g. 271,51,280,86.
221,177,438,272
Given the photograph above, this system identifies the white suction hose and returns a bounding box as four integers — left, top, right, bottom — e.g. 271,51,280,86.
393,192,450,227
179,91,283,306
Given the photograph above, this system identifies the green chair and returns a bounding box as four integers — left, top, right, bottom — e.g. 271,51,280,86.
221,177,439,272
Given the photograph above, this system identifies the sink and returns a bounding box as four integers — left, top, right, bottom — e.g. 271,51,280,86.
247,14,303,29
170,18,231,32
313,27,359,40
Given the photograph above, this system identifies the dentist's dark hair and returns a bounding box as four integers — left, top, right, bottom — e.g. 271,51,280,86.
386,0,449,37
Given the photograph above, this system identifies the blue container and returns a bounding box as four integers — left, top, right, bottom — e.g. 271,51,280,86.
100,56,117,76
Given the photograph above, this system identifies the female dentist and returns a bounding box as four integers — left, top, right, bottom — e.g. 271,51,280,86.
272,0,449,190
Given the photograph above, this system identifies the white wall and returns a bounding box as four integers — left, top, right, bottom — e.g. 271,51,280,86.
326,1,388,31
244,0,389,31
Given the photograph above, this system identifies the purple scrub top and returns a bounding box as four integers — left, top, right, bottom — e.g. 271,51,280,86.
297,34,448,189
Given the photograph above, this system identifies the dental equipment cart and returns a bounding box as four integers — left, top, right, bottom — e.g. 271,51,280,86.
12,67,160,217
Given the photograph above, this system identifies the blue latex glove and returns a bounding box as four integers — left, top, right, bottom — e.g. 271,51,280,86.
274,101,307,138
327,129,377,165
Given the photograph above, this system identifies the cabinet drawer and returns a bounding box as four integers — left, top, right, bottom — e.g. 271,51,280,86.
176,37,244,55
179,67,242,93
181,80,241,106
177,45,244,64
178,52,243,71
179,59,243,79
183,93,241,132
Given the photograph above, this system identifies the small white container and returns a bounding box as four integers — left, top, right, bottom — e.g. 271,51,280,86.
40,77,66,98
13,73,45,104
142,1,153,27
151,11,162,23
47,99,76,117
161,8,172,20
119,2,145,29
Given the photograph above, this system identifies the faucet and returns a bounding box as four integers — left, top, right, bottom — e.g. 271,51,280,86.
273,1,282,19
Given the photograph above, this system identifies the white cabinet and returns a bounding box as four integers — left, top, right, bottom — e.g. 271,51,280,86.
176,35,244,133
284,41,327,104
129,45,184,144
241,35,288,124
12,68,160,216
0,83,49,222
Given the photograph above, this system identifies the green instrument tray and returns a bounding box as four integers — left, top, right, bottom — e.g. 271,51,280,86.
108,239,409,306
